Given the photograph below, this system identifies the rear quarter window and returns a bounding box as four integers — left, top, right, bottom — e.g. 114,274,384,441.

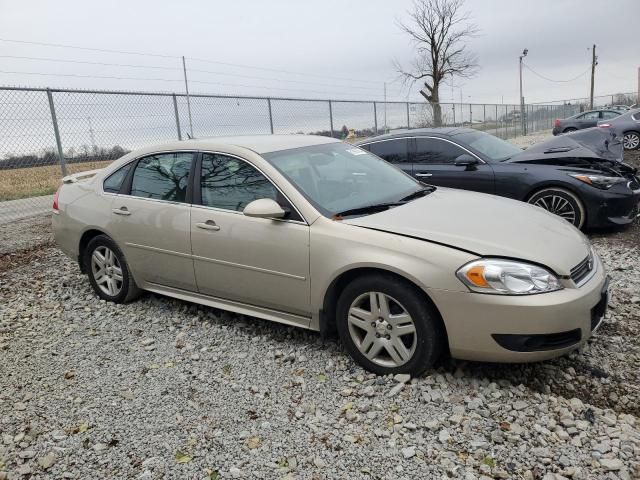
103,163,132,193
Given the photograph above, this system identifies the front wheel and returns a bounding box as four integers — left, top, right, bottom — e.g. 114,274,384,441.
527,187,586,229
563,127,577,134
623,131,640,150
336,274,444,376
84,234,141,303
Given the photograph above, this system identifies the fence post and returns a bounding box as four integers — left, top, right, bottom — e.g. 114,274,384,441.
495,104,498,137
469,104,472,127
328,100,334,138
172,94,182,140
46,89,67,177
373,102,378,134
406,102,410,129
267,98,274,134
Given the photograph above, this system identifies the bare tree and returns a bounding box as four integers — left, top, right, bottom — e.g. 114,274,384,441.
396,0,479,126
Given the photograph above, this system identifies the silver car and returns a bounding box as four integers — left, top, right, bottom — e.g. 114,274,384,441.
52,135,609,375
598,108,640,150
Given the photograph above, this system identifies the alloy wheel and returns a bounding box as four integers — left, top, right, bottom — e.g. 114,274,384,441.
623,133,639,150
347,292,417,368
91,246,123,296
532,194,577,225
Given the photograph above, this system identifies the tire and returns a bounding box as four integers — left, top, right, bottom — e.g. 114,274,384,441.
336,273,444,376
527,187,586,229
623,131,640,150
84,234,141,303
563,127,577,134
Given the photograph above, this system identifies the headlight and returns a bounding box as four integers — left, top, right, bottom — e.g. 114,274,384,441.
456,259,562,295
570,173,626,189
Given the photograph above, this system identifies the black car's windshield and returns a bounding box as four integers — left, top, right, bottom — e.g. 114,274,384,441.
452,130,522,161
263,142,428,217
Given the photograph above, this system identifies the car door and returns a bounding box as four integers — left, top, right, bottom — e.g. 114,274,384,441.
190,152,311,316
360,138,412,175
410,137,495,194
575,111,601,129
110,151,197,291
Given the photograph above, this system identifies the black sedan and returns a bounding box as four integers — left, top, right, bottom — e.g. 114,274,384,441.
552,109,621,135
356,127,640,230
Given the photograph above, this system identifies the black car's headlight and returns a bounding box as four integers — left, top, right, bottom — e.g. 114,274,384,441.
456,259,563,295
570,173,626,189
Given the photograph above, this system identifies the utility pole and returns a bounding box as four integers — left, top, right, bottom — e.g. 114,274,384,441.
519,48,528,135
182,56,194,138
589,45,597,110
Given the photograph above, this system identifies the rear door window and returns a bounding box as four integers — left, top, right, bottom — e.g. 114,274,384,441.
366,139,409,163
601,111,619,120
414,138,466,164
130,152,193,202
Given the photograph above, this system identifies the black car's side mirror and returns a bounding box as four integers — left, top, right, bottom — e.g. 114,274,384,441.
454,154,479,167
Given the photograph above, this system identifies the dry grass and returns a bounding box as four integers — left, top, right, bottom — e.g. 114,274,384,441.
0,160,113,201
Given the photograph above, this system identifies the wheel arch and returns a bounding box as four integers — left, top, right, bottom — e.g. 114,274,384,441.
523,181,583,203
78,228,110,273
623,130,640,149
319,266,449,353
523,183,587,228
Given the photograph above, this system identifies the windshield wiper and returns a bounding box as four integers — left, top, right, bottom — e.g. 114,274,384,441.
335,202,404,218
399,186,436,202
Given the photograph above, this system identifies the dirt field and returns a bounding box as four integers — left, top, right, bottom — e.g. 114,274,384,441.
0,161,112,201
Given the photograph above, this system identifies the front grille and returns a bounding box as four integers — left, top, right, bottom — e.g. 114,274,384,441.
570,254,593,285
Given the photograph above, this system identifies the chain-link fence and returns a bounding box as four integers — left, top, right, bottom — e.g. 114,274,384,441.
532,92,638,109
0,85,605,223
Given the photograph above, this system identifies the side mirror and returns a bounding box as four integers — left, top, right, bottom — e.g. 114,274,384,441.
454,154,479,167
243,198,286,219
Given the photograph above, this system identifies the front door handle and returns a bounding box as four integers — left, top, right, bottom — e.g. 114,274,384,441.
415,173,433,177
112,207,131,216
196,220,220,231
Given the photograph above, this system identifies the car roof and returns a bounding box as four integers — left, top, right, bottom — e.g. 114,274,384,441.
131,134,341,155
355,127,476,143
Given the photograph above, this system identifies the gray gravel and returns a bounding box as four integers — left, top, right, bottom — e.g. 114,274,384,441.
0,223,639,479
0,214,52,256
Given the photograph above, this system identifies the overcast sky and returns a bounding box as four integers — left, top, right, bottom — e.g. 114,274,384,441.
0,0,638,104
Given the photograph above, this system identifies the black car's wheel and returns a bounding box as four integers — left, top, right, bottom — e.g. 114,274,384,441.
336,273,444,376
623,131,640,150
563,127,577,133
84,234,141,303
527,188,586,229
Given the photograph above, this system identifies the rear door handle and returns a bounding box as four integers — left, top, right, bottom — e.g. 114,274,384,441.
196,220,220,231
112,207,131,216
415,173,433,177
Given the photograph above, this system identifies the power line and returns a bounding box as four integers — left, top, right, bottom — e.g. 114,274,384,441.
0,37,178,59
522,62,590,83
187,56,385,85
0,37,394,88
0,55,403,93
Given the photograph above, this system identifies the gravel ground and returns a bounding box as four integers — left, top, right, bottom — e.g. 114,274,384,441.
1,217,639,479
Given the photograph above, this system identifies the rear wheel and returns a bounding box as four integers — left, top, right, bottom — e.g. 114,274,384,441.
336,274,444,376
84,235,141,303
623,131,640,150
527,187,586,229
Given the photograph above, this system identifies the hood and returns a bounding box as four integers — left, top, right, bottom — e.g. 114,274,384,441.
343,188,590,275
509,128,624,163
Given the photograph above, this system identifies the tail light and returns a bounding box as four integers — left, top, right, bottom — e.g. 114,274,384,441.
52,187,61,214
598,123,611,128
554,119,560,128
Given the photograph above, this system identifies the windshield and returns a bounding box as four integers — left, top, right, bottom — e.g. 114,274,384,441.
451,130,522,161
262,142,424,217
